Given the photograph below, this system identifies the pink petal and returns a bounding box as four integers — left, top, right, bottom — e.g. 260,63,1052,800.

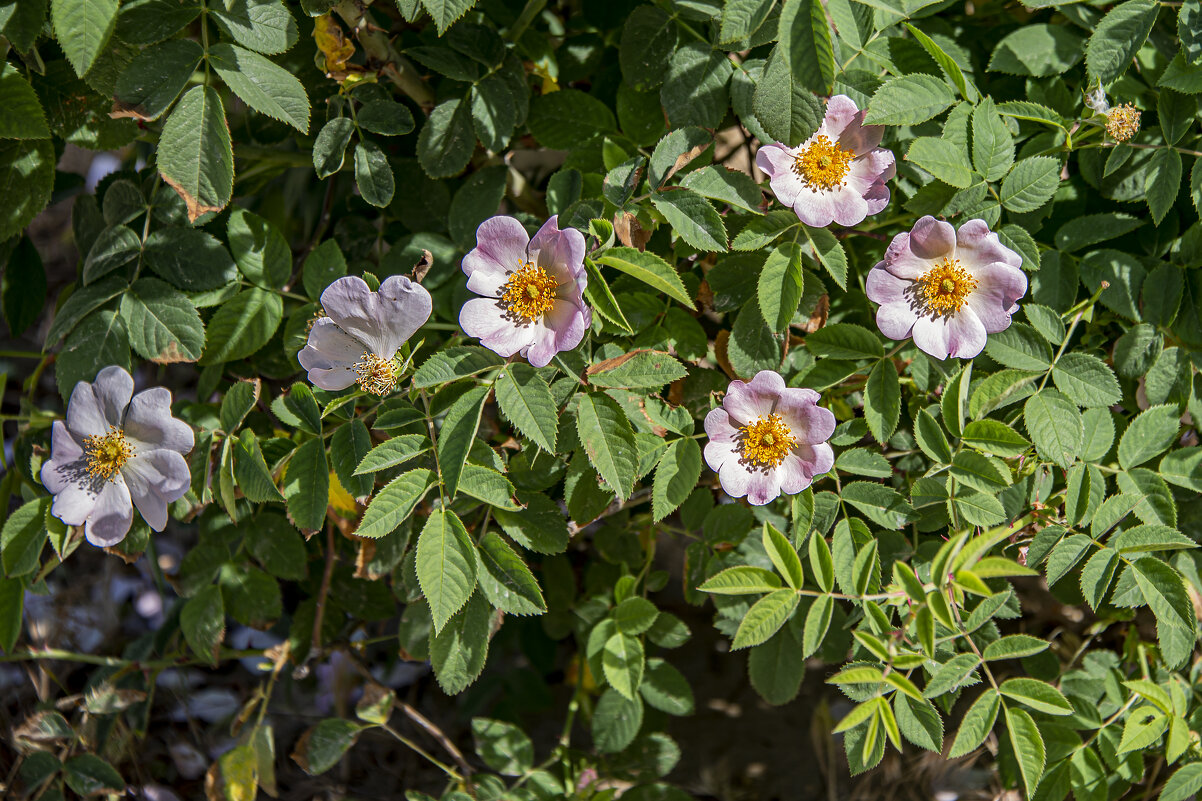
320,275,431,358
828,187,871,227
459,297,534,359
125,388,194,454
796,442,835,479
524,300,589,368
957,219,1022,271
912,307,988,361
758,145,805,208
907,216,956,260
743,468,783,506
704,437,740,474
876,302,919,342
777,389,836,444
463,216,531,296
820,95,862,141
966,263,1027,334
530,215,586,285
703,408,739,446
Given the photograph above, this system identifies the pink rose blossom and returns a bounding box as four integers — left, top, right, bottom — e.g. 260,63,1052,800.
754,94,895,228
299,275,433,395
865,216,1028,361
703,371,836,506
459,215,591,368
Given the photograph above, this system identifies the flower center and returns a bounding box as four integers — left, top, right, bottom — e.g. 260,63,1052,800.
792,135,855,191
736,414,798,470
916,258,977,316
354,352,396,396
1105,104,1140,143
83,429,134,481
500,261,558,323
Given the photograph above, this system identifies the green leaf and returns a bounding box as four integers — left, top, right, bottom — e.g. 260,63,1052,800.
180,584,224,664
1161,764,1202,801
652,438,703,522
864,359,900,445
417,0,477,34
1004,706,1045,796
841,482,916,528
355,468,437,539
1146,147,1183,225
641,658,694,715
358,99,414,136
527,88,615,150
199,287,282,364
762,522,804,590
728,303,781,377
0,63,50,138
906,136,973,188
999,156,1060,213
233,431,285,502
354,140,395,208
661,42,733,129
436,385,489,498
592,688,643,753
417,98,475,178
312,117,354,179
330,418,372,499
283,438,328,531
1,498,48,578
429,590,490,693
0,140,54,240
82,225,139,285
757,242,804,332
749,620,806,704
494,491,569,554
112,39,203,121
587,350,688,390
228,207,290,289
157,85,232,221
732,588,800,650
597,247,695,309
295,719,363,775
55,309,131,402
752,46,823,146
475,532,545,615
1023,389,1082,469
302,239,346,300
999,677,1072,715
914,409,952,463
720,0,774,42
51,0,118,75
948,689,999,757
905,22,974,101
603,631,645,700
414,346,504,387
62,755,124,796
988,24,1084,77
863,74,955,126
804,227,848,289
143,227,237,291
802,594,832,657
208,43,307,132
1085,0,1159,84
805,323,882,360
970,99,1015,178
1119,405,1181,469
575,392,639,500
471,718,534,776
416,508,478,633
618,4,675,90
651,189,727,251
355,435,431,476
680,165,764,213
119,277,204,363
493,364,558,452
778,0,834,94
1051,352,1121,407
0,576,23,653
211,0,297,55
699,565,783,595
1130,558,1196,636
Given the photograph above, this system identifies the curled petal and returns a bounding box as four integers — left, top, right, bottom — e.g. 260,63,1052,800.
757,144,805,209
320,275,431,359
125,388,194,455
525,300,590,368
957,219,1023,271
299,318,363,391
530,215,586,288
123,450,192,532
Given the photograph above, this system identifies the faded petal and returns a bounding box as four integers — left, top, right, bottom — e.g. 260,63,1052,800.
125,388,194,454
319,275,431,359
703,407,739,446
123,450,191,532
459,297,535,358
723,371,785,424
821,94,863,141
67,365,134,441
743,468,783,506
463,216,532,296
41,421,84,495
757,145,805,208
299,318,364,391
85,478,134,547
876,302,920,341
912,307,988,360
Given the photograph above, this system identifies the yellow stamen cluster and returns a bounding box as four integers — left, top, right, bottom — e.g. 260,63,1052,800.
306,307,326,333
354,352,396,396
736,414,798,470
916,258,977,316
83,429,134,481
792,135,855,191
1105,104,1140,142
500,261,558,322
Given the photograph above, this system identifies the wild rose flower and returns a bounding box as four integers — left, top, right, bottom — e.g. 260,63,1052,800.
299,275,432,395
40,366,194,547
755,94,895,228
703,371,835,506
865,216,1027,361
459,215,590,368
